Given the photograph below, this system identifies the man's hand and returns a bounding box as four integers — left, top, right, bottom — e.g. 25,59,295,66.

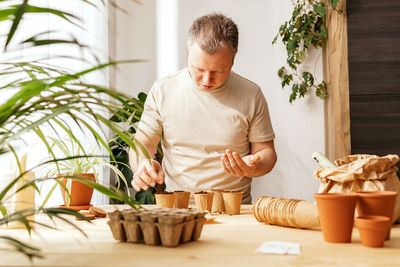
220,149,261,177
132,159,165,191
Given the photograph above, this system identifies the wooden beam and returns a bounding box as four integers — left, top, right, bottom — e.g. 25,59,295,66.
324,0,351,161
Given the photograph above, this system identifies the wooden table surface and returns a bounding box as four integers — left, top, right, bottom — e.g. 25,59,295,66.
1,204,399,266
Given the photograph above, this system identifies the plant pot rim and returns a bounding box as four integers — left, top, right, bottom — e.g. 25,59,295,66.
194,191,211,194
314,193,358,199
211,189,225,192
355,215,391,230
223,191,242,194
155,192,175,195
356,191,398,198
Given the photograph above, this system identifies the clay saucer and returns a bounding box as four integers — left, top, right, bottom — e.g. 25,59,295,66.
59,204,93,211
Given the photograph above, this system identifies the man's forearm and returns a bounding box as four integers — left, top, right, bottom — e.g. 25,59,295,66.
248,148,277,177
129,132,160,173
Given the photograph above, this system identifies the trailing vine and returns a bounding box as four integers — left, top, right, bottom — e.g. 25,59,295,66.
272,0,342,103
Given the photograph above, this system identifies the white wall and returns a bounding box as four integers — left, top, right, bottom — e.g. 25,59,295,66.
112,0,325,202
110,0,157,98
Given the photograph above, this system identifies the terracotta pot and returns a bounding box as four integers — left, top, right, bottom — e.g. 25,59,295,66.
59,173,96,207
355,215,391,248
155,192,176,208
194,191,214,212
222,191,242,215
356,191,398,240
314,193,358,243
211,189,225,213
173,191,190,209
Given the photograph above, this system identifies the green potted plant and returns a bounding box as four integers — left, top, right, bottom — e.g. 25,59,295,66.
43,136,129,209
0,0,145,259
109,92,165,204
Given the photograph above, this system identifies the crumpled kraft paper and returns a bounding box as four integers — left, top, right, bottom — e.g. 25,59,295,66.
313,154,400,221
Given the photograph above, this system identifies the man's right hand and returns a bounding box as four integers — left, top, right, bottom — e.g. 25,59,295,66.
131,159,165,191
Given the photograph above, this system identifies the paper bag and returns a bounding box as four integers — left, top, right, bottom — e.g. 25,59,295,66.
313,154,400,221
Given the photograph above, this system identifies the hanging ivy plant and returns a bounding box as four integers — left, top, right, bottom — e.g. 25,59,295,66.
272,0,342,103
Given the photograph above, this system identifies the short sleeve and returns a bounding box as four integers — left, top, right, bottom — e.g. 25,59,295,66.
137,83,163,136
248,90,275,142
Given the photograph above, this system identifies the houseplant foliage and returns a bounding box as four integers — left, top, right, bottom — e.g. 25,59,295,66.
44,136,128,207
272,0,341,103
0,0,144,260
109,92,165,204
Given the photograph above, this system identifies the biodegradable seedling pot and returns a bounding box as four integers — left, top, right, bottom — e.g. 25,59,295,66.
123,221,143,243
355,215,391,248
107,220,126,242
174,191,191,208
194,191,214,212
155,192,176,208
314,193,358,243
222,191,243,215
180,214,195,243
60,173,96,207
356,191,398,240
211,189,225,213
158,222,184,247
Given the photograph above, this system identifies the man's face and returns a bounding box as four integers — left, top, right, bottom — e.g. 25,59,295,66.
187,42,234,91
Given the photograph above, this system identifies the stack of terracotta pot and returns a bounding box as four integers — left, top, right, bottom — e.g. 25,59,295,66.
314,191,398,247
107,208,207,247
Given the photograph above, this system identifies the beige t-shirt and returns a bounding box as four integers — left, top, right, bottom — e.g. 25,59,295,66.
138,68,275,203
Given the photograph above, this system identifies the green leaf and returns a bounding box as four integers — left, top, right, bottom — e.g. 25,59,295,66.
328,0,340,9
5,0,28,50
138,92,147,103
287,38,297,52
277,66,285,78
0,235,42,260
313,3,326,18
135,187,156,204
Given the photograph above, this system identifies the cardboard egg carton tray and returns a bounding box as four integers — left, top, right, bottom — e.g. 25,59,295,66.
107,208,207,247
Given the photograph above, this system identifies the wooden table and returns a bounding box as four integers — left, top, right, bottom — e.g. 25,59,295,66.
1,205,399,266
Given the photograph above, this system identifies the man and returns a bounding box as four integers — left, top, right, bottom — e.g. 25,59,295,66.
129,13,277,203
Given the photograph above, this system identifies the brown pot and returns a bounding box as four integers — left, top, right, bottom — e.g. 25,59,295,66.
173,191,190,209
356,191,398,240
222,191,242,215
194,191,214,212
355,215,391,248
60,173,96,207
314,193,358,243
211,189,225,213
155,192,176,208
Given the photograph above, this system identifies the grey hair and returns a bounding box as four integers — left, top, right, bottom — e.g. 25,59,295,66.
187,13,238,56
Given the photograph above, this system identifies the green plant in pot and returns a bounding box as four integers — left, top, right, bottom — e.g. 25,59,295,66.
0,0,145,259
43,136,129,209
109,92,165,204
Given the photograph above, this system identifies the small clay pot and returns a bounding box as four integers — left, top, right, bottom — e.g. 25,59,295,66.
222,191,243,215
356,191,398,240
355,215,391,248
155,192,176,208
194,191,214,212
173,191,191,209
59,173,96,206
211,189,225,213
314,193,358,243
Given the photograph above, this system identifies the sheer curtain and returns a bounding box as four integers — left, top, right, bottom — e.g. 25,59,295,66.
0,0,111,207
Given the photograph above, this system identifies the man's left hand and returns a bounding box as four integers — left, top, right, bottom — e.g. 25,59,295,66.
220,149,260,177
